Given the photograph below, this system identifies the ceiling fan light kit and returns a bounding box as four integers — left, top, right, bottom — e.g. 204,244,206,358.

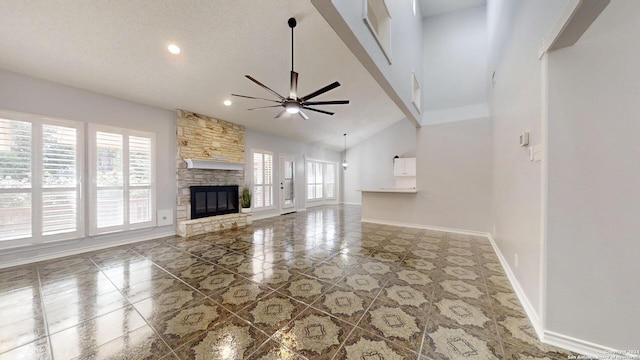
231,17,349,120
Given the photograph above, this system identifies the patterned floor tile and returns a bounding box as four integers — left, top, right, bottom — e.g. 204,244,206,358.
335,272,385,298
358,298,426,353
0,337,50,360
0,205,585,359
151,298,231,350
133,287,204,323
209,279,274,313
249,266,296,290
44,288,129,334
81,325,170,360
0,288,46,353
274,307,352,359
196,269,243,296
377,283,431,312
422,325,503,360
236,292,308,335
277,275,333,304
246,339,306,360
310,286,374,325
335,327,419,360
173,315,268,360
49,305,148,359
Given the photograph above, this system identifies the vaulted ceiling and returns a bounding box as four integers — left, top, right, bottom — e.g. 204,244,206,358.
0,0,489,150
0,0,405,151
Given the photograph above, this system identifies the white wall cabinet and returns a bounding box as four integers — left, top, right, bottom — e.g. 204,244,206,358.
394,157,416,176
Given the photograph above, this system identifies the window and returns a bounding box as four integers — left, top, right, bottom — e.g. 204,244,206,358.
307,161,323,200
89,125,155,235
0,112,83,246
364,0,392,64
253,150,273,209
325,163,336,199
307,161,337,201
412,72,421,113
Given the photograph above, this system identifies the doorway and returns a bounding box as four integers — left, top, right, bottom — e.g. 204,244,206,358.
279,154,296,214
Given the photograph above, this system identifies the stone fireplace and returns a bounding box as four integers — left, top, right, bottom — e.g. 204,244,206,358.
175,110,251,237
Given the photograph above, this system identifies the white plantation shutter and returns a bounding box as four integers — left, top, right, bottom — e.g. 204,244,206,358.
306,160,336,202
90,126,155,234
129,136,152,224
0,119,32,241
325,163,335,199
0,113,83,247
42,124,79,235
252,150,273,209
96,131,124,228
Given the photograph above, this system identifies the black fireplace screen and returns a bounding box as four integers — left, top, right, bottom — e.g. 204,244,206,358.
190,185,239,219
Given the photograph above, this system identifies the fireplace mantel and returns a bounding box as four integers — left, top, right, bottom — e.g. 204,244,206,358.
184,158,244,171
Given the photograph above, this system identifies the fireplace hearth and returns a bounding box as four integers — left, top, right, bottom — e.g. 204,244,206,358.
190,185,239,219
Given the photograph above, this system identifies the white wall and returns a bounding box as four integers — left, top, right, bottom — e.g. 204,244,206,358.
487,0,567,322
0,69,176,265
546,1,640,348
422,5,488,124
244,129,342,219
313,0,423,125
356,117,492,233
343,119,416,204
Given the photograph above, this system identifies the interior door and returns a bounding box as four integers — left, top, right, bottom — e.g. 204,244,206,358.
279,154,296,214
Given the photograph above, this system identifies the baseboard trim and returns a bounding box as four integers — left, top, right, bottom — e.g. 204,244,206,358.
360,218,488,237
486,234,543,339
543,331,639,359
342,202,362,205
0,231,175,269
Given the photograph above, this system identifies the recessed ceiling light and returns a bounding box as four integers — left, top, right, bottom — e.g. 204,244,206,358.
223,100,232,106
167,44,181,55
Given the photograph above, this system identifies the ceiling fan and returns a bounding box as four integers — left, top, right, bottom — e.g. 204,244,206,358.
231,17,349,120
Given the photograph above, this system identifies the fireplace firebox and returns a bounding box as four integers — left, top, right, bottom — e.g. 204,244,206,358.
190,185,239,219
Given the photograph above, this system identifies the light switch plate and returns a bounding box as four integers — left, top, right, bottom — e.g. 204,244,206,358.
519,132,530,147
532,145,543,162
157,209,173,226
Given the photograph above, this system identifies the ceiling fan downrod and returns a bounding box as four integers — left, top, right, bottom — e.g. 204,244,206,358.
288,17,296,73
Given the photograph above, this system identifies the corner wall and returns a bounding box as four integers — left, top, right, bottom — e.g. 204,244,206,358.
546,0,640,348
343,119,416,204
487,0,568,324
345,117,492,233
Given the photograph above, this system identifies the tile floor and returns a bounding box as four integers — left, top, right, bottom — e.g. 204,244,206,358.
0,205,576,359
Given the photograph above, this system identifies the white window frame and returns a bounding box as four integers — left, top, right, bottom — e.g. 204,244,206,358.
252,149,274,211
306,161,323,202
0,109,84,248
364,0,393,64
306,159,338,205
412,72,422,113
88,124,156,235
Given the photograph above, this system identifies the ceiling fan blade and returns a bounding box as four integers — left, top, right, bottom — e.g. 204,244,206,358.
245,75,285,100
300,81,341,101
298,110,309,120
275,109,287,118
231,93,280,103
247,105,282,111
302,106,335,116
290,71,298,99
302,100,350,106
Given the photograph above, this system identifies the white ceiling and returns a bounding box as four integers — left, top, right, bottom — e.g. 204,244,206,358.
419,0,486,18
0,1,405,151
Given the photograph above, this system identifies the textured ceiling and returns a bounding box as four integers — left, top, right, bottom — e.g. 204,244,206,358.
419,0,486,18
0,1,405,151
